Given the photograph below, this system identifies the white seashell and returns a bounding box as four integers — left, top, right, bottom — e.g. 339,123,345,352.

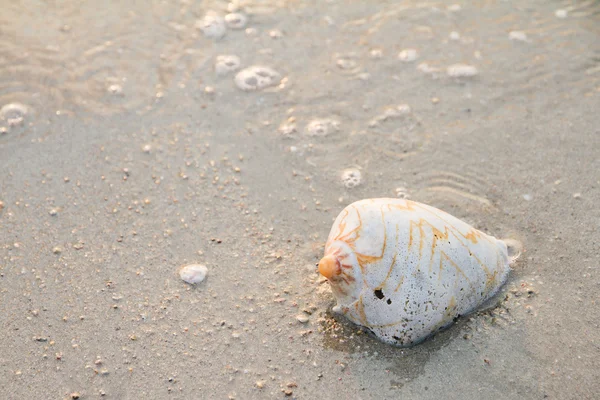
318,198,515,346
179,264,208,284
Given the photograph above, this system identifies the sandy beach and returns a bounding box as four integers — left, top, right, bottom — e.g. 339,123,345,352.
1,1,599,399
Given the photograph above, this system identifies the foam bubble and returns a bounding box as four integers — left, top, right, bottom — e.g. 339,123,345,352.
196,14,226,39
234,66,281,91
215,55,242,76
0,103,29,127
225,13,248,30
341,168,362,188
305,119,340,137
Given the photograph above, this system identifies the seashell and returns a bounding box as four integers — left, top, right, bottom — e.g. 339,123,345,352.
318,198,516,346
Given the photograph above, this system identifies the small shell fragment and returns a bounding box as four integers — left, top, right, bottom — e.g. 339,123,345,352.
179,264,208,284
398,49,419,62
447,64,479,78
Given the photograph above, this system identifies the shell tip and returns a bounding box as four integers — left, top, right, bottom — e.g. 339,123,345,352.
318,255,341,279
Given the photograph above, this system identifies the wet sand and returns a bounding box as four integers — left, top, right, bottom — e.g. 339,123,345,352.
1,1,599,399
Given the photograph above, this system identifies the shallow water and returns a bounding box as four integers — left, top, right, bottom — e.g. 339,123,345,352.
1,0,599,399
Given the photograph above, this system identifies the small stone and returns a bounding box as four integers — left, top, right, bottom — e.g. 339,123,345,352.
70,393,80,399
256,380,266,389
284,389,293,396
572,193,581,199
0,200,4,211
179,264,208,284
269,29,283,39
522,194,532,201
555,9,568,19
509,31,528,42
449,31,461,41
296,315,309,324
49,208,58,216
142,144,152,153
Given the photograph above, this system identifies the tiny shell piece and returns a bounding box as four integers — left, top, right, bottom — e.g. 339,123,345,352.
446,64,479,78
398,49,419,62
179,264,208,284
318,198,512,346
234,66,281,91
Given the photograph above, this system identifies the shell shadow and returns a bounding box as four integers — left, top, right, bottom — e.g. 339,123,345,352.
319,284,512,390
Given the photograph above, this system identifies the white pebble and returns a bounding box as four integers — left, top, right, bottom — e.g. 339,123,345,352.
447,63,479,78
555,9,568,19
509,31,528,42
369,49,383,59
398,48,419,62
296,315,309,323
268,29,283,39
523,194,532,201
179,264,208,284
234,66,281,91
449,31,461,41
